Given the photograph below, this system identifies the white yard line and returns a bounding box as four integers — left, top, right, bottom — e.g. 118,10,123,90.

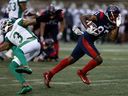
0,77,8,80
60,48,128,52
0,78,128,87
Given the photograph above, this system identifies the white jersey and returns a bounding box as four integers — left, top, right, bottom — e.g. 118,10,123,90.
5,18,37,46
8,0,28,19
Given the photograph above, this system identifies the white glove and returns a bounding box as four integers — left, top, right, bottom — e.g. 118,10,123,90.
72,26,84,35
116,14,122,27
57,32,63,40
40,36,44,42
86,25,98,36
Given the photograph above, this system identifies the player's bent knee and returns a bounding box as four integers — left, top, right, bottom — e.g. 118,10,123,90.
67,56,76,64
95,56,103,65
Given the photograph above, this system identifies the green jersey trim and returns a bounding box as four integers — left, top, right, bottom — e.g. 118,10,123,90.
18,0,24,18
18,18,23,26
4,37,10,42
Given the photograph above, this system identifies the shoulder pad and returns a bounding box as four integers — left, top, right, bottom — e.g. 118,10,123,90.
99,11,105,19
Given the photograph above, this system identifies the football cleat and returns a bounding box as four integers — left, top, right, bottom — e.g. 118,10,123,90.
18,85,32,94
77,70,91,85
15,66,32,74
43,71,53,88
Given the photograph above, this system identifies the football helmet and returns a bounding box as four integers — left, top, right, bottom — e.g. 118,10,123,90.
47,4,56,15
0,19,13,35
106,5,120,23
43,39,54,48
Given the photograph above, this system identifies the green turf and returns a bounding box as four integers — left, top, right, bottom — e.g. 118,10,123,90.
0,42,128,96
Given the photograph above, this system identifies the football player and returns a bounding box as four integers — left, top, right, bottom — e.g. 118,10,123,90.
4,0,29,60
0,18,41,94
39,4,65,59
8,0,28,19
43,5,121,88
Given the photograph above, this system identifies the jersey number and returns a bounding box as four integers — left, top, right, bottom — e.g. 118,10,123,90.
8,2,16,11
96,26,109,35
13,32,23,43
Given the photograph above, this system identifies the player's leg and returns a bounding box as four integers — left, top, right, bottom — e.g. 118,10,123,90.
9,61,32,94
9,61,26,84
15,39,41,74
77,37,103,84
12,46,32,74
53,41,59,59
43,38,85,88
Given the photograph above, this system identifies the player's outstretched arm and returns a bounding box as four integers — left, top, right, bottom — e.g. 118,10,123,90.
0,42,11,52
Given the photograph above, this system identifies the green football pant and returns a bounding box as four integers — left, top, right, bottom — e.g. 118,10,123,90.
9,61,26,84
12,46,28,66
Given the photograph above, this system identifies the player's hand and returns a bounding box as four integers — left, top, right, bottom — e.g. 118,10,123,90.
72,26,84,35
86,25,98,36
40,36,44,42
116,14,122,27
57,32,63,40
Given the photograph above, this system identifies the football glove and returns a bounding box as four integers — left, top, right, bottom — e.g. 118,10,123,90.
116,14,122,27
72,26,84,35
86,25,98,36
57,32,63,40
40,36,44,42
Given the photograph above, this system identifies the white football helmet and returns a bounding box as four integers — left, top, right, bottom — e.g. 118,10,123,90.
0,18,13,35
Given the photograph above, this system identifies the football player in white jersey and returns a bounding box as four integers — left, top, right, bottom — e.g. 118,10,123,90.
8,0,28,19
0,18,41,94
4,0,28,59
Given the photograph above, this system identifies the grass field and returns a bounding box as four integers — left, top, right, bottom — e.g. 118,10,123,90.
0,42,128,96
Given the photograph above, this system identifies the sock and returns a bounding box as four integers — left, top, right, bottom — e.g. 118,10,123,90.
51,58,70,75
12,46,28,66
9,61,26,84
81,59,98,74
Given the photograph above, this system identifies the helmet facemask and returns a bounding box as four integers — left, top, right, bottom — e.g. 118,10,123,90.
106,5,120,23
0,19,13,35
47,4,56,15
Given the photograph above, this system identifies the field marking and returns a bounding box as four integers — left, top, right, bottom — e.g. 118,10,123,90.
111,58,128,60
0,78,128,87
0,77,8,80
60,48,128,52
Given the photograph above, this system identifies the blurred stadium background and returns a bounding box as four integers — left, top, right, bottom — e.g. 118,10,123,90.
1,0,128,43
0,0,128,96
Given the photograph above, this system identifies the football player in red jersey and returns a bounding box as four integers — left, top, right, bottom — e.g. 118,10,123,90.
39,4,65,60
42,5,121,88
